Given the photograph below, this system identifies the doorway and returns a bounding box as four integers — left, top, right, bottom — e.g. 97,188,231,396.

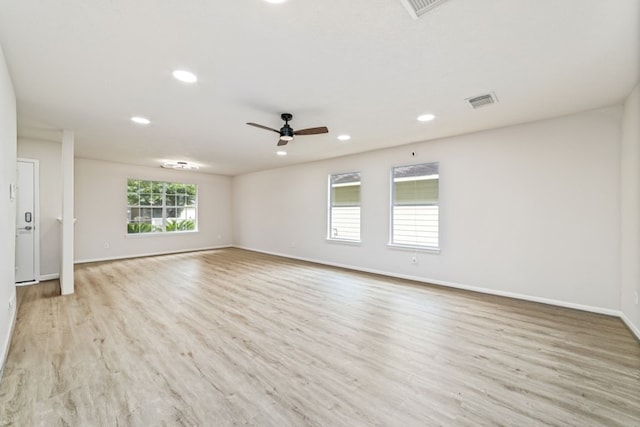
15,158,40,285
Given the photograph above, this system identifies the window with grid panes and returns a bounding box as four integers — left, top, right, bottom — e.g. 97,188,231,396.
127,179,197,234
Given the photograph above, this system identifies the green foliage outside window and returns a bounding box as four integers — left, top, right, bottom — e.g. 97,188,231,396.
165,219,195,231
127,179,197,234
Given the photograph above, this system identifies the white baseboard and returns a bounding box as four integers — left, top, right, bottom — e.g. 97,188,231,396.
234,245,623,318
74,245,232,265
39,273,59,281
0,292,17,382
15,279,39,287
70,244,640,342
620,312,640,341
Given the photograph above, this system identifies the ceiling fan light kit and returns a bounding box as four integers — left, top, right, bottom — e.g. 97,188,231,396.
280,116,294,141
247,113,329,146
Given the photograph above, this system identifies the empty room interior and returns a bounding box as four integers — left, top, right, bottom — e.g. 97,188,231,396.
0,0,639,425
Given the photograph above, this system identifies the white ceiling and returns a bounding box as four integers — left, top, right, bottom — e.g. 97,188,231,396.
0,0,638,176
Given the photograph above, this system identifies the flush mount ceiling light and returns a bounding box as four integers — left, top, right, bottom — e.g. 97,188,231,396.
265,0,287,3
131,116,150,125
172,70,198,83
161,161,199,170
276,150,288,156
337,134,351,141
417,114,435,122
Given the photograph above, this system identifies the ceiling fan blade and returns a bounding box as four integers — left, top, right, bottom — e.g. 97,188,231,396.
277,139,289,146
246,122,280,133
294,126,329,136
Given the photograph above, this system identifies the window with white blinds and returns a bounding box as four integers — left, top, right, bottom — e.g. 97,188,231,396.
328,172,361,242
391,162,439,249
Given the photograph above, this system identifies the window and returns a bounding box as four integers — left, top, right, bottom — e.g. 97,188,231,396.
127,179,197,234
328,172,361,242
391,162,439,249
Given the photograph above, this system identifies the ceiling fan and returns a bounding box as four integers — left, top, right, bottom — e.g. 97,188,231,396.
246,113,329,146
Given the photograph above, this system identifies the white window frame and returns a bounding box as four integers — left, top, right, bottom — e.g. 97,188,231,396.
127,179,198,235
389,162,439,252
327,172,361,243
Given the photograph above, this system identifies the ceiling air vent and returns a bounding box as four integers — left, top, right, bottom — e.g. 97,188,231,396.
398,0,451,19
466,93,498,109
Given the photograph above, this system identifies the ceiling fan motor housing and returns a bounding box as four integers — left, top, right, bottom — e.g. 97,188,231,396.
246,112,327,146
280,124,294,141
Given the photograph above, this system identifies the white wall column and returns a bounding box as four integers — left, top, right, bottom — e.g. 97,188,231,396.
620,84,640,338
60,130,74,295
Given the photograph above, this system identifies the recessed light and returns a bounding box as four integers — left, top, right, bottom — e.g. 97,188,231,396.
337,134,351,141
131,116,150,125
276,151,287,156
265,0,287,3
417,114,435,122
172,70,198,83
161,161,199,170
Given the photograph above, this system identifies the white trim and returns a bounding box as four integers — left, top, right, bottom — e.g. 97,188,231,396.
387,243,440,254
39,273,59,281
69,244,638,341
332,181,361,188
74,245,232,265
16,158,40,283
126,179,199,235
60,130,74,295
0,294,17,382
328,171,362,242
620,312,640,341
33,160,40,282
125,230,199,239
16,279,39,287
394,174,438,182
326,238,362,246
233,245,621,318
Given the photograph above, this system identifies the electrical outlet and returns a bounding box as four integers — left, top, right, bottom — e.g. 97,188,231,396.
103,242,110,249
635,290,639,305
291,241,296,248
411,256,417,264
8,295,15,310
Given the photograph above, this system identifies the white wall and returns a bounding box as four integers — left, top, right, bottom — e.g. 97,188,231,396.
17,139,62,279
620,83,640,336
0,43,17,374
233,107,623,313
75,158,233,262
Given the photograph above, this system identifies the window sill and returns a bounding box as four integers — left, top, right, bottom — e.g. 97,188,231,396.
387,243,440,254
125,230,199,238
326,238,362,246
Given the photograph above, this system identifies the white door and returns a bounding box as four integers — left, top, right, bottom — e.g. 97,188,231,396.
15,159,40,285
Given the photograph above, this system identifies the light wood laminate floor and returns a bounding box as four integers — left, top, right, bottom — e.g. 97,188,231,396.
0,248,638,426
